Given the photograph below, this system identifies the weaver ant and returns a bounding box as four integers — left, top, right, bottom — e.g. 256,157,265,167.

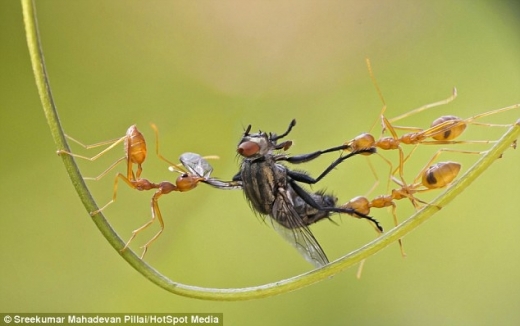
345,59,518,192
59,125,217,258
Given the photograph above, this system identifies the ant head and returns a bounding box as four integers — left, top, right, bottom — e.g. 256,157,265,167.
237,119,296,158
176,173,203,192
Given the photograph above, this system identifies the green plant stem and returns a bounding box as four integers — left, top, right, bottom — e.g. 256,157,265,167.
22,0,520,301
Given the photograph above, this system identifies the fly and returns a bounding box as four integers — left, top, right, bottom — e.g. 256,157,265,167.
205,119,383,267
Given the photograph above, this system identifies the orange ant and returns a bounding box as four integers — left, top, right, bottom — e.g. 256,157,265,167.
342,160,461,278
385,101,520,173
343,59,518,276
345,59,519,191
58,124,218,258
343,159,462,279
59,125,147,182
109,150,217,259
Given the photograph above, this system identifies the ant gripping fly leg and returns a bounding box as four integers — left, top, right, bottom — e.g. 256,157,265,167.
59,124,218,258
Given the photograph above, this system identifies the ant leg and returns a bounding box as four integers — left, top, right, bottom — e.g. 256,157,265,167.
393,144,488,181
82,156,126,181
58,135,127,181
363,157,381,196
364,58,388,133
371,153,396,194
121,218,155,257
58,135,126,160
389,88,458,127
464,103,520,125
149,123,184,171
388,203,406,257
60,126,147,181
90,173,139,216
120,187,164,257
355,199,404,279
378,115,411,189
364,58,441,139
138,190,166,259
119,181,175,257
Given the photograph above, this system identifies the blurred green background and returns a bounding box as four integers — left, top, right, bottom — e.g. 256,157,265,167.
1,1,520,325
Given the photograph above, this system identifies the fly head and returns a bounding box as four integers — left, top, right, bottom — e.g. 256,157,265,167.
237,119,296,159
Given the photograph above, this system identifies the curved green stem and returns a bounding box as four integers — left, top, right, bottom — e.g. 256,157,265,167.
22,0,520,301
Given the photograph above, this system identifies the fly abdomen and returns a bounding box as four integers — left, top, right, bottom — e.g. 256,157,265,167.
293,190,337,226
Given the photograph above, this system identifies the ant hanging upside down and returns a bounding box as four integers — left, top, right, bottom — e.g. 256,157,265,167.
59,124,218,258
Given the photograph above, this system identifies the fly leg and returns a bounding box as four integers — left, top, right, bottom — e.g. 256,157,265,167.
202,172,243,190
280,144,372,165
203,179,243,190
285,148,376,185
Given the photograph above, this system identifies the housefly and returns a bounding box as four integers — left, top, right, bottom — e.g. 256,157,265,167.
205,119,382,268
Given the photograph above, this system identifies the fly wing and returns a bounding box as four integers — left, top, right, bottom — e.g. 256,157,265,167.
179,152,213,179
270,189,329,268
180,152,242,190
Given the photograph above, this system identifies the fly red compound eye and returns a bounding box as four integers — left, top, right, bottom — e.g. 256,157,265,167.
237,141,260,157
